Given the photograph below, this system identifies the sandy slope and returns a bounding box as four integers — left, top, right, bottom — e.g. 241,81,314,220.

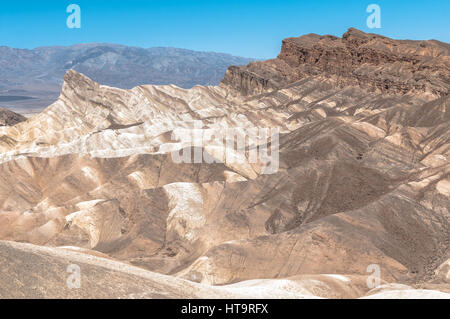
1,241,448,299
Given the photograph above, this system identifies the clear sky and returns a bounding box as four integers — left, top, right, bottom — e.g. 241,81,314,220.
0,0,449,59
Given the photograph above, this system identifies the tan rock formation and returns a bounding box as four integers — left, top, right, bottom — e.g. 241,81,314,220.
0,28,448,298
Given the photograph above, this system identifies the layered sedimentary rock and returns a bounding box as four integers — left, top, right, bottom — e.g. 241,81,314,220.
0,28,449,298
222,28,450,96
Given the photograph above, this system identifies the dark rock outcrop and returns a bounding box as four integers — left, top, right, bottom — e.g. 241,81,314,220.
222,28,450,97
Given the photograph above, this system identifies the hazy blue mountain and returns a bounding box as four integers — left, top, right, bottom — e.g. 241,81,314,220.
0,44,253,115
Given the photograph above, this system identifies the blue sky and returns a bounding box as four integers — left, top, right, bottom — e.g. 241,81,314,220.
0,0,449,59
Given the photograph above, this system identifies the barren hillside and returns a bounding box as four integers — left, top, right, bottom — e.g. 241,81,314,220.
0,28,448,298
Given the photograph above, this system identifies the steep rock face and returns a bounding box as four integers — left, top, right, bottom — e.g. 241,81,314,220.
222,28,450,97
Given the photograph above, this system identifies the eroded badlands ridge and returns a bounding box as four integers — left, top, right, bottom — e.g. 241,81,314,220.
0,28,449,298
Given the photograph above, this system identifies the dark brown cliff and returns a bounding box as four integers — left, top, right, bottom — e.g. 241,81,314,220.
221,28,450,97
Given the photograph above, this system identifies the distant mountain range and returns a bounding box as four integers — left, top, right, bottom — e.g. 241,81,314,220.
0,44,253,115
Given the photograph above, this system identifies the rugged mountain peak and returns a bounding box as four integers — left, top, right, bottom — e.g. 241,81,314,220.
0,44,253,114
59,69,104,109
342,27,382,44
62,69,99,94
222,28,450,97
